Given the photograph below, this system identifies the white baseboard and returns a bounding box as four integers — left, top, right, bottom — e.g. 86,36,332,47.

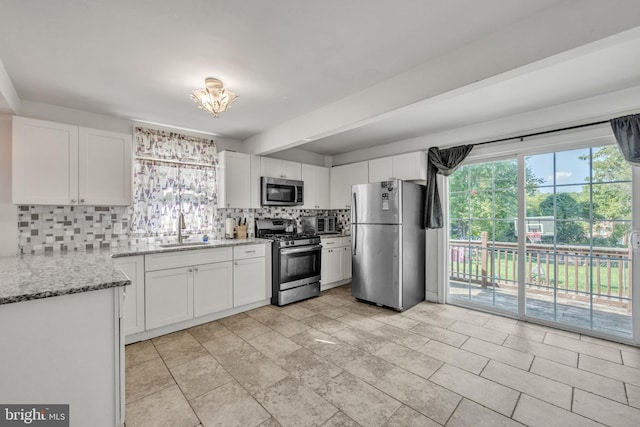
125,299,271,344
425,291,439,303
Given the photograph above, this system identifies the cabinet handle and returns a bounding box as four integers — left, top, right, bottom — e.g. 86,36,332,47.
234,262,238,266
245,250,256,254
70,199,76,203
194,267,198,272
80,198,85,203
188,268,193,273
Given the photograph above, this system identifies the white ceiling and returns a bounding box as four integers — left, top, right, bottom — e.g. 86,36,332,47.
1,0,639,157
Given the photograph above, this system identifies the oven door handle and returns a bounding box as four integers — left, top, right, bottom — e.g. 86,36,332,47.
280,245,323,254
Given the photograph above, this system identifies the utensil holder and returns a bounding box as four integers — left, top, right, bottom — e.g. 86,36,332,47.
236,225,247,239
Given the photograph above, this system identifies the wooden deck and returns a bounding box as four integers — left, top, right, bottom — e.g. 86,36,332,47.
449,281,632,338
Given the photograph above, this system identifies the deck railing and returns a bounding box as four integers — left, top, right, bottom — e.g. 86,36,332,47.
449,233,632,307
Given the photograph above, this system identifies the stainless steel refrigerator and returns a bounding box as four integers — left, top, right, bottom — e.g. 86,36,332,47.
351,180,425,311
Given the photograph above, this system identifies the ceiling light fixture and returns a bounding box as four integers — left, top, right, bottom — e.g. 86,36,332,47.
190,77,237,118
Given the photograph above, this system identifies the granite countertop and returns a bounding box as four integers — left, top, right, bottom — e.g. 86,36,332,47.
0,238,272,305
0,250,130,305
110,237,271,257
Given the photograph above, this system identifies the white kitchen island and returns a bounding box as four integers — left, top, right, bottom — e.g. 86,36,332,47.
0,251,129,427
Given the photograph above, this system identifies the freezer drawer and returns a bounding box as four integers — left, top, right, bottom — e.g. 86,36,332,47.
351,223,401,309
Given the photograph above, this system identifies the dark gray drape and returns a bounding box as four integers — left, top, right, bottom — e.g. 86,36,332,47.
425,145,473,229
610,114,640,166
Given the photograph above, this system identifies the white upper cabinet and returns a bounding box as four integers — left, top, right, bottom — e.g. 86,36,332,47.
368,157,393,182
12,117,79,205
301,164,329,209
369,151,427,182
260,157,302,180
368,151,427,182
217,151,260,209
393,151,427,181
330,161,368,209
78,127,132,206
12,116,132,206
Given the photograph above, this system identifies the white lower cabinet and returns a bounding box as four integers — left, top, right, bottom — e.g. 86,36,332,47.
234,257,266,306
233,244,266,307
193,261,233,317
321,236,352,287
129,244,269,340
113,255,145,335
321,247,343,284
145,267,194,330
343,246,352,279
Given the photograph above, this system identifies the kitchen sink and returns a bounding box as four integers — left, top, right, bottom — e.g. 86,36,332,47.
160,242,209,248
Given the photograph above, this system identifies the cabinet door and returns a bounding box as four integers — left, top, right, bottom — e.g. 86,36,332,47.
79,127,132,206
218,151,251,208
261,157,301,180
342,246,352,280
193,261,233,317
114,256,145,335
330,162,368,209
321,248,343,284
301,164,329,209
145,267,193,329
392,152,427,181
313,165,330,209
369,157,393,182
12,116,79,205
280,159,302,180
233,257,266,307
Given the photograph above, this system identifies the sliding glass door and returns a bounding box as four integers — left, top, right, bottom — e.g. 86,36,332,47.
524,146,633,337
448,142,636,341
448,158,519,315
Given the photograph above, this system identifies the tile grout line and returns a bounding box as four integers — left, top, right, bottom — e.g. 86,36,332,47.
153,336,205,427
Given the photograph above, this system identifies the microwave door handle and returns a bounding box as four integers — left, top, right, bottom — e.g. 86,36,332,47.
352,191,357,256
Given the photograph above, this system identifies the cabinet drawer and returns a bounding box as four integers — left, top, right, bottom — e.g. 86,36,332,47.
145,247,232,271
321,237,341,247
233,244,266,260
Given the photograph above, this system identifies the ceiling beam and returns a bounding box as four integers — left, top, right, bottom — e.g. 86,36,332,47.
242,0,640,156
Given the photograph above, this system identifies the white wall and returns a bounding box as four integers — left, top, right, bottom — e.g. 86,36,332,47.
19,101,245,152
263,147,329,167
0,114,17,255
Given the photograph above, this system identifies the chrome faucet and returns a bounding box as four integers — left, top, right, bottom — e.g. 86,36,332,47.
177,213,189,243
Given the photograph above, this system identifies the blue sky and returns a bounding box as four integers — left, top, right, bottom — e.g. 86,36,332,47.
526,148,592,192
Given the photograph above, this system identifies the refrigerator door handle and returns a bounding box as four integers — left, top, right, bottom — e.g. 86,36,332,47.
352,192,358,256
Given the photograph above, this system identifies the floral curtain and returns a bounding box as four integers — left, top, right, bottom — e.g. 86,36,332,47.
132,128,217,235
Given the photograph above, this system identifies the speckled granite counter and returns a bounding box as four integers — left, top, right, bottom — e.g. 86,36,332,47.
110,237,271,258
0,238,272,305
0,250,129,305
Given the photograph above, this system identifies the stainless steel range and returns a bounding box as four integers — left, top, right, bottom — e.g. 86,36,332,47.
256,219,322,306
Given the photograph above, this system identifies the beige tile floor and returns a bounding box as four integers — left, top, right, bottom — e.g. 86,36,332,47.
125,284,640,427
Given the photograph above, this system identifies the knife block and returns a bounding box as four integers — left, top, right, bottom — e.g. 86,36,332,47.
236,225,247,239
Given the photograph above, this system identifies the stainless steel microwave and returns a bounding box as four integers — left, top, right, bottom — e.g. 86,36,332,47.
261,177,304,206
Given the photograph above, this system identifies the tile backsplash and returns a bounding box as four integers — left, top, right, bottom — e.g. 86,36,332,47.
17,205,351,254
17,205,132,254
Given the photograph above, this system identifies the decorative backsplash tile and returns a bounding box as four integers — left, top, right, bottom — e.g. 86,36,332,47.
17,205,131,254
212,207,351,239
17,204,351,253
